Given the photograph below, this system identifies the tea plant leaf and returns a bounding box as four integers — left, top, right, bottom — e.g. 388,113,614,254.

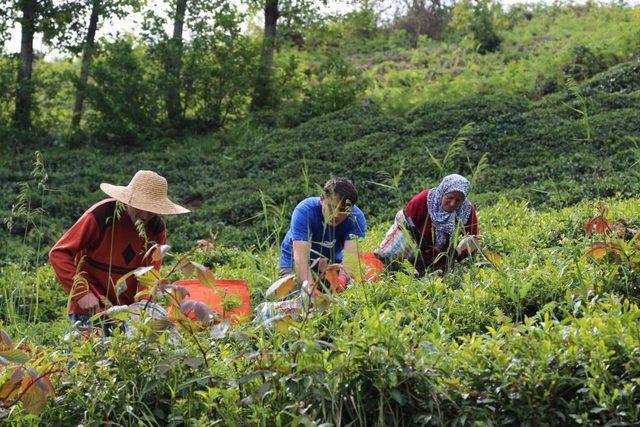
257,382,272,400
584,242,625,260
191,262,215,288
147,318,174,332
484,251,503,265
166,285,190,305
185,357,202,368
0,350,31,364
178,258,195,277
20,379,48,415
210,321,229,340
115,266,154,296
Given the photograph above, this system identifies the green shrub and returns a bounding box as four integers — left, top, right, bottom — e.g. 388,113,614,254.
84,38,162,144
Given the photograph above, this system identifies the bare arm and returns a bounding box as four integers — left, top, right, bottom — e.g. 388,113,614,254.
293,241,314,284
342,240,361,279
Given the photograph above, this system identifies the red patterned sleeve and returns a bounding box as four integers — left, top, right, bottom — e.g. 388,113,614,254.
49,211,101,302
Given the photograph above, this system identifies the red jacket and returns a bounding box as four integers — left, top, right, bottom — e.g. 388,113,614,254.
49,199,166,314
404,189,479,268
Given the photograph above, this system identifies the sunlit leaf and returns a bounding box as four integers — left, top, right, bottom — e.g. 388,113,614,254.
116,281,129,297
0,349,31,364
584,242,625,260
147,318,174,332
114,266,154,296
138,268,163,287
192,262,215,288
134,288,153,301
144,244,171,262
178,258,195,277
210,321,229,340
143,243,159,260
266,274,297,299
484,251,502,265
457,235,480,253
275,317,295,333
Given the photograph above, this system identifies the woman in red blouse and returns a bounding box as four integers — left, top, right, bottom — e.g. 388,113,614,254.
375,174,479,276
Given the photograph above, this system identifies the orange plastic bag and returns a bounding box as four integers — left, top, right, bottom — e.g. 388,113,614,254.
172,279,251,323
359,252,383,283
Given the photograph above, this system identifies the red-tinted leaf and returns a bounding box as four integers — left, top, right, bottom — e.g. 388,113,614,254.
0,329,13,350
166,285,190,305
180,300,214,323
10,366,25,384
21,379,48,415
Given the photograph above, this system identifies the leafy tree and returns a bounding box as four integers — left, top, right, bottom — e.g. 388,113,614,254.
70,0,143,129
11,0,81,131
250,0,324,111
393,0,451,47
144,0,254,131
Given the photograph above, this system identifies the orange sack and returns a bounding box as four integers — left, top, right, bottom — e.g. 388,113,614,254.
173,279,251,323
359,252,383,283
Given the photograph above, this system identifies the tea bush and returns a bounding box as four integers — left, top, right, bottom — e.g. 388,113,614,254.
2,196,639,424
1,64,639,257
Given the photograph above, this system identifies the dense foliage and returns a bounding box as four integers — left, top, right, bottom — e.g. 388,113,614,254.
2,197,639,424
1,1,640,424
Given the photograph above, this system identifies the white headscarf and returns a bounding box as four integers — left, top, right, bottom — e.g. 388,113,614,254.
427,174,472,249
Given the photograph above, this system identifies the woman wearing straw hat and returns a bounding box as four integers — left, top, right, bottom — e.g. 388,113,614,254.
49,170,189,333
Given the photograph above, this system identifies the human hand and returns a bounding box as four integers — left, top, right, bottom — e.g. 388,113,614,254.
456,235,480,256
77,292,100,310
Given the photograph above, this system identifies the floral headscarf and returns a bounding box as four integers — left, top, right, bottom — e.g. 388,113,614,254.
427,174,472,249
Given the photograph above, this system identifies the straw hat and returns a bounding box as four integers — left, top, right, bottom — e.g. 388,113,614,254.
100,170,190,215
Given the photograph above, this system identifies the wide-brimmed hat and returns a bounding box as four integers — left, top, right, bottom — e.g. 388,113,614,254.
100,170,190,215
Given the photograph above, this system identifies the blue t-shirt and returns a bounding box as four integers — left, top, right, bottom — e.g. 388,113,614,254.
280,197,367,269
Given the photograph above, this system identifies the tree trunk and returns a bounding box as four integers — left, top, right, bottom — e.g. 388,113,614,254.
251,0,278,111
13,0,36,130
166,0,187,129
71,0,100,129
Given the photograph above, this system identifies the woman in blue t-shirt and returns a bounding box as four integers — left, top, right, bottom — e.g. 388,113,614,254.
280,177,367,284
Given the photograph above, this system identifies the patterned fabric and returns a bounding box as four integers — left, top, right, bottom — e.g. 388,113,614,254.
427,174,472,249
374,210,419,262
49,198,166,314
